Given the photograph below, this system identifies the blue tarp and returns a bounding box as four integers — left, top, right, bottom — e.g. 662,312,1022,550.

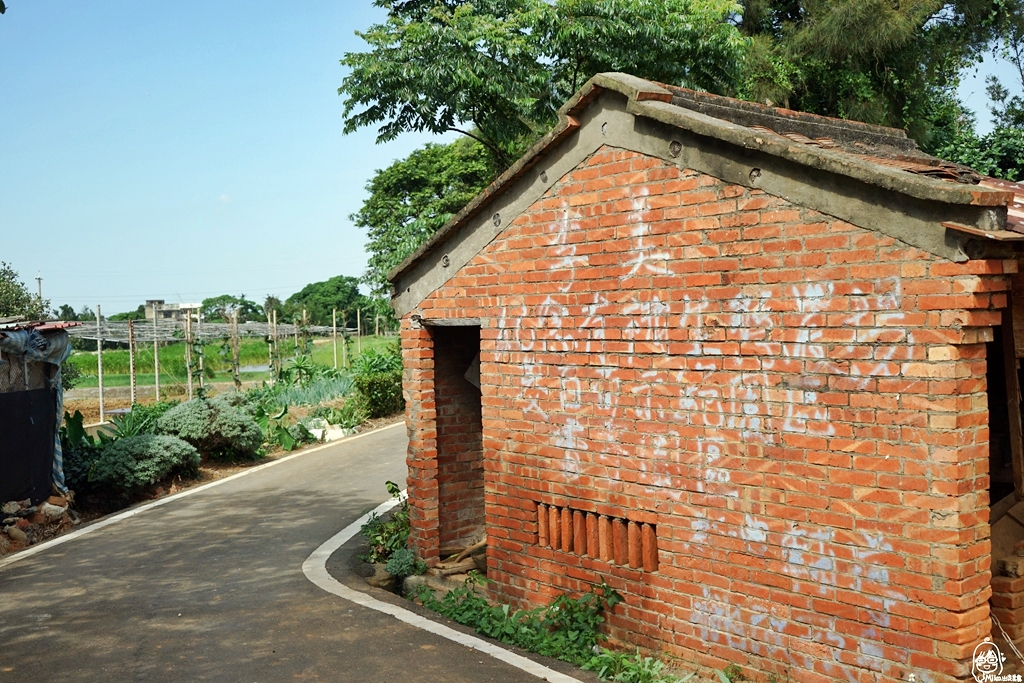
0,328,72,494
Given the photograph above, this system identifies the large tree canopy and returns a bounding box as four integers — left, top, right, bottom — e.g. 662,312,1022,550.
735,0,1006,144
353,138,495,303
926,0,1024,179
340,0,746,166
284,275,369,327
200,295,266,324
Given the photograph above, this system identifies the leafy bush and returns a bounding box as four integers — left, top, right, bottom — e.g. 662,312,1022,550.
157,397,263,461
351,342,403,418
88,434,200,496
360,481,409,563
288,422,317,445
385,548,427,579
60,359,82,391
417,577,621,666
312,399,366,429
585,649,691,683
127,400,181,425
61,411,102,495
211,392,249,412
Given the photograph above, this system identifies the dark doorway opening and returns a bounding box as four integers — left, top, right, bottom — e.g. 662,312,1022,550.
989,324,1018,506
429,324,484,551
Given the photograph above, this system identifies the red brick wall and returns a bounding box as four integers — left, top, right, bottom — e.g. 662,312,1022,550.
400,146,1016,682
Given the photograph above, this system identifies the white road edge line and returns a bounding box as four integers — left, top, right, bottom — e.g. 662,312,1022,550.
0,421,406,571
302,491,586,683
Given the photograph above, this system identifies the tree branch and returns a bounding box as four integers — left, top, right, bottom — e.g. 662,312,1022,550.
447,127,508,164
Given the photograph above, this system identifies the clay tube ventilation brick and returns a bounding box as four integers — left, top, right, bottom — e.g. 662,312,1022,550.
535,501,658,572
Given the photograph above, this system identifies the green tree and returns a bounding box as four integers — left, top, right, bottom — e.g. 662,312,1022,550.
340,0,746,166
354,138,495,304
0,262,48,320
929,0,1024,179
55,304,78,321
263,295,285,323
986,0,1024,128
343,0,745,306
200,294,266,323
735,0,1005,145
284,275,369,327
108,305,146,321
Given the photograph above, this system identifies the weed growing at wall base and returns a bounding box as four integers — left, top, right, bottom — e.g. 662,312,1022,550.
415,576,621,666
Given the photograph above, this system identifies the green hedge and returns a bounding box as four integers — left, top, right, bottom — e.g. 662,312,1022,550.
157,397,263,461
89,435,200,495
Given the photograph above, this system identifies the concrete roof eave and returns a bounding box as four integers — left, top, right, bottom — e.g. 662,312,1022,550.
386,72,1016,316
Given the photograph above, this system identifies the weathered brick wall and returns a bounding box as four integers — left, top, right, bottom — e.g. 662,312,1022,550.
401,146,1015,682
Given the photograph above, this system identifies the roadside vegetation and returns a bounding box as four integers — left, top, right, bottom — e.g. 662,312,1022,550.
61,340,404,507
357,482,747,683
64,335,395,389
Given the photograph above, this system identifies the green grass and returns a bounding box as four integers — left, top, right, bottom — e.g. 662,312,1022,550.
68,335,398,388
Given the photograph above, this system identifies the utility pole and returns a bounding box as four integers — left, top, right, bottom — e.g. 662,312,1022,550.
341,312,348,368
356,309,362,355
332,308,338,370
197,312,204,390
128,318,137,405
35,272,42,302
153,303,160,402
185,313,193,400
96,305,104,423
271,309,279,377
231,309,241,391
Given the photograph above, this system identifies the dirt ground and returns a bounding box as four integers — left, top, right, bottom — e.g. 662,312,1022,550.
65,382,243,424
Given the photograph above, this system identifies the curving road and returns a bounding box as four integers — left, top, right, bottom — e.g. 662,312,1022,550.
0,424,554,683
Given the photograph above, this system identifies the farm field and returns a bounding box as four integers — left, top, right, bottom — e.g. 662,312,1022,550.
67,334,396,388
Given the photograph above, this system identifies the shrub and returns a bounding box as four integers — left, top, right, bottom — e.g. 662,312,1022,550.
360,481,409,563
61,410,102,495
319,399,366,429
385,548,427,579
157,397,263,461
352,341,404,418
288,422,317,445
584,649,688,682
210,392,249,413
89,434,200,496
418,578,621,666
352,373,403,418
127,400,181,427
63,441,102,495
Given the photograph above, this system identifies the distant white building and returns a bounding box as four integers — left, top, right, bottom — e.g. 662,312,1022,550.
144,300,201,322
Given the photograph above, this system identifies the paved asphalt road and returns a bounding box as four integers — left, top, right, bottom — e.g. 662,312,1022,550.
0,424,549,683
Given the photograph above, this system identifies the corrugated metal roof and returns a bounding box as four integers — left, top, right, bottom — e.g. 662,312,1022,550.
0,320,82,334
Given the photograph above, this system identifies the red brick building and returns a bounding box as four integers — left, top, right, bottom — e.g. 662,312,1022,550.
388,73,1024,682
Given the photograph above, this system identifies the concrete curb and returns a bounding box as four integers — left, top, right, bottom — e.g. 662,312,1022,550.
302,494,587,683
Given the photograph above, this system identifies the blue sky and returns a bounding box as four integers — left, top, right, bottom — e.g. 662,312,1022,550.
0,2,1018,315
